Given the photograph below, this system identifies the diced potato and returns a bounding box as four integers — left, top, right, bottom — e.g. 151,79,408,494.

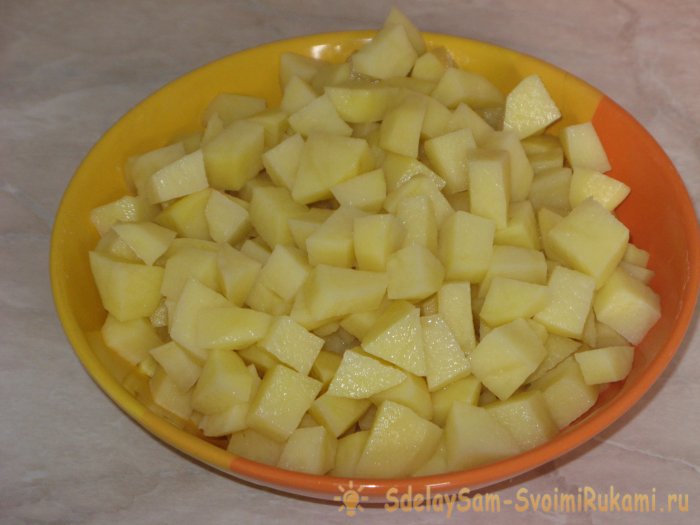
560,122,611,172
161,247,219,300
396,194,438,252
309,350,342,388
292,134,374,204
277,426,337,475
262,133,304,191
216,245,261,306
355,400,441,478
421,97,452,139
288,93,352,137
484,390,558,450
412,49,451,82
331,169,386,212
569,168,630,210
530,357,599,428
438,211,495,283
149,367,192,421
421,315,472,391
623,243,650,267
202,120,265,191
384,6,426,54
155,189,211,240
494,200,541,250
246,108,288,148
202,93,266,126
382,152,444,192
125,143,186,196
534,266,595,339
310,62,352,92
431,376,481,426
468,149,510,228
529,167,572,214
191,349,254,414
503,74,561,139
445,401,520,470
245,279,290,316
279,52,323,86
199,402,250,437
201,113,224,145
195,306,272,351
619,261,654,284
384,175,453,226
112,222,176,266
526,334,581,384
89,252,164,321
437,282,477,353
362,300,426,376
379,95,427,158
528,148,564,173
431,67,505,109
351,24,418,79
90,195,159,236
255,245,311,303
306,206,365,268
147,150,209,204
309,394,371,437
575,346,635,385
480,245,547,298
326,81,397,123
95,229,140,262
386,244,445,301
332,430,369,477
424,128,476,194
482,130,534,202
204,190,250,245
288,208,333,254
258,316,324,376
446,103,494,145
370,373,433,420
353,214,405,271
479,277,550,327
339,299,390,340
238,345,280,375
304,264,387,319
149,341,202,391
249,186,308,247
227,428,284,466
327,349,406,399
101,314,162,366
240,238,271,264
471,318,546,400
247,364,322,442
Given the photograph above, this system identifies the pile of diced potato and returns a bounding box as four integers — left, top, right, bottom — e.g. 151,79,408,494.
87,8,661,478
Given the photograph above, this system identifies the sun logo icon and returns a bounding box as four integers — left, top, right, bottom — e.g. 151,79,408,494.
334,481,367,517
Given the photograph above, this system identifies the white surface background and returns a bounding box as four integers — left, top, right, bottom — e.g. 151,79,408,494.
1,1,698,523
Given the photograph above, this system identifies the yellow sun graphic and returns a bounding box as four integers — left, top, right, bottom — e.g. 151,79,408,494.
334,481,368,517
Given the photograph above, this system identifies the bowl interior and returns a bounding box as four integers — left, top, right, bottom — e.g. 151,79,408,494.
51,31,700,500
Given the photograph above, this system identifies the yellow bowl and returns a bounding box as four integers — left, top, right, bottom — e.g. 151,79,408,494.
51,31,700,501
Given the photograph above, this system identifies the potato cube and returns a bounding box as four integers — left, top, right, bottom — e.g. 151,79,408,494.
169,278,230,359
411,48,451,81
431,376,481,426
279,52,323,86
439,211,495,282
355,400,441,478
256,244,311,303
288,93,352,137
326,82,397,123
195,306,272,351
437,282,477,353
310,61,351,92
381,152,444,192
468,149,510,228
424,128,476,194
238,345,280,375
89,252,164,321
309,393,371,437
619,261,654,284
421,97,452,139
327,349,406,399
95,229,139,262
259,316,324,376
471,318,546,400
384,175,453,226
379,95,427,158
309,350,342,388
149,367,192,421
480,245,547,298
396,194,438,252
304,264,388,319
504,74,561,139
431,67,505,109
534,266,595,339
530,357,599,428
331,169,386,212
292,134,374,204
384,6,426,53
101,314,162,366
547,198,629,287
160,247,219,300
198,402,249,437
351,24,418,79
560,122,611,172
125,143,186,196
202,93,266,126
362,300,426,376
421,315,472,391
155,188,211,240
306,206,365,268
494,200,541,250
216,245,261,306
112,222,176,266
482,130,534,202
484,390,558,450
247,364,322,442
339,298,390,340
529,167,572,214
569,168,630,210
445,401,520,469
387,244,445,301
191,349,254,414
623,243,650,267
574,346,635,384
146,149,209,204
277,426,337,475
91,195,159,236
149,341,202,391
227,428,284,466
480,277,550,327
446,102,494,145
204,190,250,244
331,430,369,477
246,108,288,148
528,148,565,174
245,279,290,316
526,334,581,383
370,373,433,420
353,214,405,272
262,133,304,191
249,186,308,247
201,120,265,191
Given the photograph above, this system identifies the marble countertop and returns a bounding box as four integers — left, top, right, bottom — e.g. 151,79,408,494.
2,1,698,523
